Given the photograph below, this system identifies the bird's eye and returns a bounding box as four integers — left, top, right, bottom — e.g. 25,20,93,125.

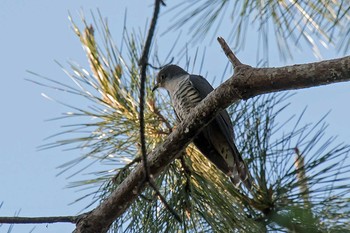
161,74,165,80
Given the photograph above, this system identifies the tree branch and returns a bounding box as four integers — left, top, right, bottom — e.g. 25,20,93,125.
138,0,162,183
0,215,79,224
73,38,350,232
217,36,243,68
136,0,181,225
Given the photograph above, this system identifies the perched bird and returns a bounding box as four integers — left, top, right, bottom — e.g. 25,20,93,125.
152,64,252,189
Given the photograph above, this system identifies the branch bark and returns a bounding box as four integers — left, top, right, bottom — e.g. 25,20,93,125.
137,0,181,223
0,216,78,224
138,0,161,181
73,48,350,232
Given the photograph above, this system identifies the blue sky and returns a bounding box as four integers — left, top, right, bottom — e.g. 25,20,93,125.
1,1,349,232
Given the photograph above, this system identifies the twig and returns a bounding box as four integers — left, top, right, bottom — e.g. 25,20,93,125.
217,37,243,68
148,179,182,222
147,62,163,70
217,37,245,99
138,0,162,179
0,215,79,224
160,0,166,6
138,0,181,224
147,56,174,70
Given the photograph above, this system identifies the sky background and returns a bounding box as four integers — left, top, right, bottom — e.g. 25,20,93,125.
1,1,349,232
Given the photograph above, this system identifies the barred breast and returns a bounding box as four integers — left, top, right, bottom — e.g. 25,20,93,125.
171,77,202,121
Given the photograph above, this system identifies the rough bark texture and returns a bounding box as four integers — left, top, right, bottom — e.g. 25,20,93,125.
74,56,350,233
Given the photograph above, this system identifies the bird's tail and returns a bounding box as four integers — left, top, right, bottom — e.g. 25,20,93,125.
229,166,253,191
230,143,253,191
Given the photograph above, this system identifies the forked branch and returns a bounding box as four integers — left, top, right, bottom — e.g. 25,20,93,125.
71,36,350,232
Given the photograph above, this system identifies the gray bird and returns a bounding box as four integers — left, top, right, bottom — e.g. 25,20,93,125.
152,64,252,189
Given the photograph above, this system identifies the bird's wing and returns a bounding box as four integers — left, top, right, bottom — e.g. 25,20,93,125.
188,75,235,143
189,75,252,189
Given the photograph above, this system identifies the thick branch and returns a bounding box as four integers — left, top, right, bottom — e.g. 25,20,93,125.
235,57,350,99
74,55,350,232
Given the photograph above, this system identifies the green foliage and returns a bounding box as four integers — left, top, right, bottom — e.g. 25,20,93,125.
34,14,174,196
230,93,350,232
166,0,350,61
36,11,350,233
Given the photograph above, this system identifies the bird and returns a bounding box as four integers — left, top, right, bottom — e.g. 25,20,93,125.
152,64,252,190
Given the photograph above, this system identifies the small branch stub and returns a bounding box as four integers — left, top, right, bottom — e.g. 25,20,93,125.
217,37,243,68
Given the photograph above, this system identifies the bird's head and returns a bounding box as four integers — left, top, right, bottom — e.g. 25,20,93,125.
152,64,188,92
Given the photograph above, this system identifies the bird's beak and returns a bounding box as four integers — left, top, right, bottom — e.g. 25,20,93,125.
152,84,159,92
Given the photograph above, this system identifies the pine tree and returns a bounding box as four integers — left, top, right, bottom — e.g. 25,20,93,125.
3,1,349,232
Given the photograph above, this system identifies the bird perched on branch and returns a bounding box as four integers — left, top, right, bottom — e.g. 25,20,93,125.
152,64,252,190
